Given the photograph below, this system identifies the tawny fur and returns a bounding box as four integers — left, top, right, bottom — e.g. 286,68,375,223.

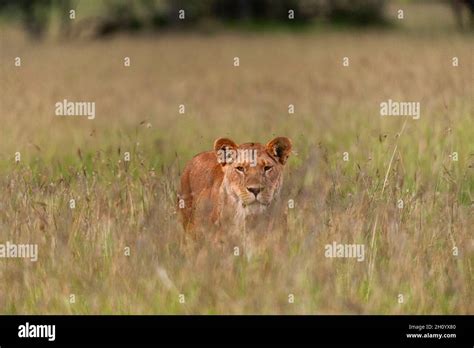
179,137,292,239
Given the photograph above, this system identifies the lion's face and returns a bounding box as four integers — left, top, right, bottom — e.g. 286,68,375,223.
215,137,292,216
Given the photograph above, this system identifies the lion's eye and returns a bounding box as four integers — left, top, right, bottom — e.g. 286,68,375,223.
236,166,245,173
264,166,273,172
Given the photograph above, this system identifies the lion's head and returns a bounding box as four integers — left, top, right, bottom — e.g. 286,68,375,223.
214,137,292,216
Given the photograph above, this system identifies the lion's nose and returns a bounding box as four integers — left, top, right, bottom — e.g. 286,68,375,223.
247,187,262,197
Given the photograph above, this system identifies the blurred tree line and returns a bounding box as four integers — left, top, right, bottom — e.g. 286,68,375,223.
0,0,388,39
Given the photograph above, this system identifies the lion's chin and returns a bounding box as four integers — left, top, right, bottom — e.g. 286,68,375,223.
242,201,268,216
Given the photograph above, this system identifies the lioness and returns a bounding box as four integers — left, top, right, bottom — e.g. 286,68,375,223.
179,137,292,239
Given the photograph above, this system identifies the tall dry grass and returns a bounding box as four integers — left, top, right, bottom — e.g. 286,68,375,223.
0,17,472,314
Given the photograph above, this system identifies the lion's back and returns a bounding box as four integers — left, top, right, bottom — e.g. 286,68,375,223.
179,151,224,229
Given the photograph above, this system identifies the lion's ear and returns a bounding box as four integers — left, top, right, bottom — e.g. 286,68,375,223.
266,137,292,165
214,138,238,166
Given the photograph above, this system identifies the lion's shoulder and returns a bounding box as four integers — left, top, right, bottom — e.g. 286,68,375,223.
181,151,224,195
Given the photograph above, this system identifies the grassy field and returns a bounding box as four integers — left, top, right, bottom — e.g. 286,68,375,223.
0,11,473,314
